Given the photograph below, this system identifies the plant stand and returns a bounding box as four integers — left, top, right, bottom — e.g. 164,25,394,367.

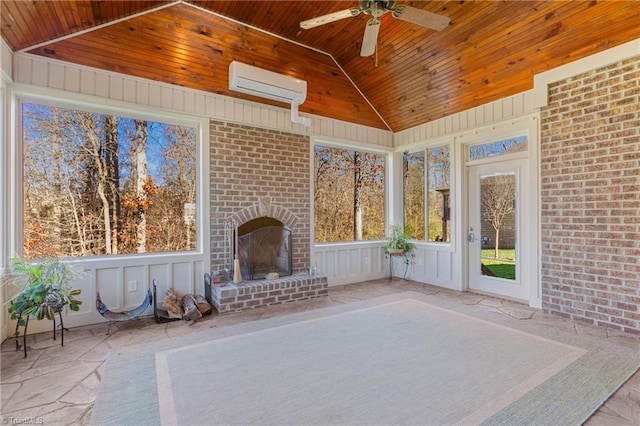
14,304,66,358
386,251,411,282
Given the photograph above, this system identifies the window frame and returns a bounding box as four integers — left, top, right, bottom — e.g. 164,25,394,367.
12,89,209,260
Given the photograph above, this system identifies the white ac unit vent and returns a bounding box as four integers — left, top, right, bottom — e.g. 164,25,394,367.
229,61,311,126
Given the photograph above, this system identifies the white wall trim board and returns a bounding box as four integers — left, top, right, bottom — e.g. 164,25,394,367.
1,38,12,83
12,52,393,147
394,90,536,147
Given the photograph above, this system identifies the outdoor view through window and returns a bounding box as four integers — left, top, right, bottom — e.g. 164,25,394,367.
404,145,451,242
21,102,197,258
314,145,385,243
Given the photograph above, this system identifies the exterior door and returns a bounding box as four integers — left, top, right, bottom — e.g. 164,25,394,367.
467,159,531,301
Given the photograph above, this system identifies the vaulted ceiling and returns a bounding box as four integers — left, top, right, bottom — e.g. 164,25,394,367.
2,1,639,132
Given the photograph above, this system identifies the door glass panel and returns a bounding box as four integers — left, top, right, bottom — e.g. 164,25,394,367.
479,172,516,280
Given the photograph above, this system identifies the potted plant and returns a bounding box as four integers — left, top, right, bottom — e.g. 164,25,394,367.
4,257,83,356
384,223,415,255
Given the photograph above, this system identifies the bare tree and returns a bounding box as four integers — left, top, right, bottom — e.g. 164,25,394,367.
105,115,119,254
22,103,197,257
80,112,114,254
133,119,148,253
481,174,515,258
350,151,384,241
353,151,364,240
404,152,425,239
153,125,197,251
313,146,384,243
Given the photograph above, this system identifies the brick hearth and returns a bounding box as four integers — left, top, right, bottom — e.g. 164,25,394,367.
208,275,328,314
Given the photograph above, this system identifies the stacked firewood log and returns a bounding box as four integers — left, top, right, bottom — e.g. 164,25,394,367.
163,288,212,321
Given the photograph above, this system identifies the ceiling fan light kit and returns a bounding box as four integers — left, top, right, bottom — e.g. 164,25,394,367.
300,0,450,57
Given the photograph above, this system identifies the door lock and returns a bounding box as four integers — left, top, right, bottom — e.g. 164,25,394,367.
468,232,475,243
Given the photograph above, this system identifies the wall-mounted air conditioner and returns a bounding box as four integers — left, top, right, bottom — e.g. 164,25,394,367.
229,61,311,126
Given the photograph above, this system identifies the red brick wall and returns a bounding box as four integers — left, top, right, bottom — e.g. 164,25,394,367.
209,120,310,275
540,56,640,334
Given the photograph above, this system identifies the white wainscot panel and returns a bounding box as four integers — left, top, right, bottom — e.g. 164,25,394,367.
172,262,194,296
426,249,439,277
69,269,94,315
437,250,452,281
16,253,208,334
408,245,460,290
96,267,122,310
123,266,146,308
315,247,337,280
348,249,360,273
412,248,427,276
314,242,388,286
150,263,171,298
336,249,349,277
371,246,385,274
193,261,205,295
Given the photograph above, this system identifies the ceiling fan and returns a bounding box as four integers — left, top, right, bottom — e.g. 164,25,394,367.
300,1,450,57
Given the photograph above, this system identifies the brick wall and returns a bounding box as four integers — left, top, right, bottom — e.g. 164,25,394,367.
540,56,640,334
209,120,311,275
481,213,515,250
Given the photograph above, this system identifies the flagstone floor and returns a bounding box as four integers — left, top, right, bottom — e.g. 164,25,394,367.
1,279,639,425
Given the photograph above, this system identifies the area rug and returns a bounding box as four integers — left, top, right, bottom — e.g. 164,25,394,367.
90,292,640,425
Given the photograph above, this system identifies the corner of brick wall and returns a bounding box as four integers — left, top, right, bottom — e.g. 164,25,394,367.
209,120,311,274
539,56,640,334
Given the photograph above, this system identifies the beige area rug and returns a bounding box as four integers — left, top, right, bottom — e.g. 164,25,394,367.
90,292,640,425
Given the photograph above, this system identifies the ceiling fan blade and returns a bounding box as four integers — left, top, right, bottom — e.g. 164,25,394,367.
300,8,361,29
360,18,380,57
392,5,450,31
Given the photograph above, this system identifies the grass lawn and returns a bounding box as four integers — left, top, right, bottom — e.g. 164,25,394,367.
482,261,516,280
481,248,515,261
481,249,516,279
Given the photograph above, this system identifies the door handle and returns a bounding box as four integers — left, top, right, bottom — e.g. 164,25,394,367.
468,232,475,243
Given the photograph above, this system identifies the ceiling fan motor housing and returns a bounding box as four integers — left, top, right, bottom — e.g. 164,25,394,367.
360,0,397,17
301,0,448,57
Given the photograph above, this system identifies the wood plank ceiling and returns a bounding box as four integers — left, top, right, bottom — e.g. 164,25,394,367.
2,1,639,132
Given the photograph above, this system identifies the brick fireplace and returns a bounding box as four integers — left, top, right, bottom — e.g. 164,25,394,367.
208,120,326,313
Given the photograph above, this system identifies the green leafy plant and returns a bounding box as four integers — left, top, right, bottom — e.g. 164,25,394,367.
5,257,83,337
383,224,415,254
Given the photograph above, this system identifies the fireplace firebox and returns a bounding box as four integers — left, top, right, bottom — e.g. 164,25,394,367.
237,218,292,280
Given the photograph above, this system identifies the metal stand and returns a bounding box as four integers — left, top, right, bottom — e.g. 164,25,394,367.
386,252,411,282
15,305,65,358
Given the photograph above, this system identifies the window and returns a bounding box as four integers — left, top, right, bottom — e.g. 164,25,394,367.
469,136,527,161
403,151,425,240
403,145,451,243
21,101,198,258
427,145,451,242
314,145,385,243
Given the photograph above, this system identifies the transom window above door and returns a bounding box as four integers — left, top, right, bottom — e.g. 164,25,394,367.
468,136,528,161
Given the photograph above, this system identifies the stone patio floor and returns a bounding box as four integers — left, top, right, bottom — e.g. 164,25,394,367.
1,278,639,425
